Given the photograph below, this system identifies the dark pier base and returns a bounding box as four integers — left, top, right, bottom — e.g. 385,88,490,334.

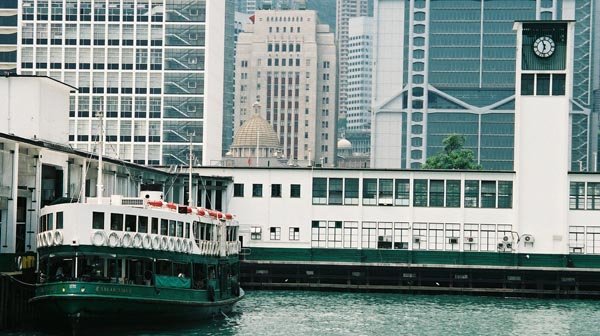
241,261,600,299
0,272,36,330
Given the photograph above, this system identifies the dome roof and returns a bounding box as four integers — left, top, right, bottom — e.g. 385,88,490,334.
231,114,281,149
337,138,352,149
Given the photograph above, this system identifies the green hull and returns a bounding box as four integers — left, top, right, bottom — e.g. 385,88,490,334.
31,282,244,327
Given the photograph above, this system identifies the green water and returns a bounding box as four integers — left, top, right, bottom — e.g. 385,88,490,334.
11,291,600,335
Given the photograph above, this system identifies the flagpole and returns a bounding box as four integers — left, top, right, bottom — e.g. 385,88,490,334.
253,101,261,167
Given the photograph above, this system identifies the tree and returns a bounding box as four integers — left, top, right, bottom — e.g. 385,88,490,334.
421,134,482,170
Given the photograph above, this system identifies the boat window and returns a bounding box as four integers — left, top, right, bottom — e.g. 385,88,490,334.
110,213,124,231
125,215,136,232
156,260,172,275
56,212,64,229
107,258,123,281
173,262,189,278
92,212,105,229
192,222,199,245
185,222,190,238
169,220,176,236
160,219,168,235
47,213,54,230
48,256,74,282
192,263,206,289
206,224,213,241
176,221,183,237
39,215,47,232
138,216,148,233
151,218,159,234
77,256,106,282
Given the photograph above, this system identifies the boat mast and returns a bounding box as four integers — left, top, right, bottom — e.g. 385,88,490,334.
188,132,195,206
97,111,104,203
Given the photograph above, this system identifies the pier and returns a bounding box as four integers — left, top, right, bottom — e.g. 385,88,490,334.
0,272,36,329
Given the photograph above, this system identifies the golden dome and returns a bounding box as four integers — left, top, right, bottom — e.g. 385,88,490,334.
231,114,281,149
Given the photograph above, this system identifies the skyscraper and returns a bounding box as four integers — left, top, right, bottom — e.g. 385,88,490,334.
336,0,370,137
6,0,234,166
371,0,597,171
234,9,337,165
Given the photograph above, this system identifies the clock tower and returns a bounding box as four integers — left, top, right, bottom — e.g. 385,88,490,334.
513,21,574,254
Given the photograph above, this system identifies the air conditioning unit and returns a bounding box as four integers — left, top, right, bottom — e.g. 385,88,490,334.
505,242,513,250
448,237,459,244
464,236,477,244
522,234,535,244
497,242,505,251
501,235,513,244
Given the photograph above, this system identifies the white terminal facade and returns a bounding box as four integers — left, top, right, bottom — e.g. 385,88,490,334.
234,9,337,165
3,0,234,166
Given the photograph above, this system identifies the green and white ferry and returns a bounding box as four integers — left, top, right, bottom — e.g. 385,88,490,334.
31,190,243,329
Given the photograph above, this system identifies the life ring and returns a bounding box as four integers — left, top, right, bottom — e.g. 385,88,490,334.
160,236,169,250
91,231,107,246
122,233,133,248
142,234,152,249
225,213,233,220
207,285,215,302
132,233,143,248
166,202,177,210
168,237,175,251
197,208,206,216
45,232,54,246
151,235,161,250
38,233,45,248
108,232,120,247
175,238,182,252
180,239,188,253
148,200,163,207
53,231,63,245
188,240,194,254
36,234,43,248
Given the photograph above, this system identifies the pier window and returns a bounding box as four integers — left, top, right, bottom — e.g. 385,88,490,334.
328,221,342,248
587,183,600,210
394,179,410,206
311,220,327,247
361,221,377,249
176,221,183,237
568,226,585,253
138,216,148,233
362,179,377,205
393,222,409,249
160,219,168,235
428,223,444,250
151,218,158,234
110,213,123,231
233,183,244,197
378,179,393,206
481,181,497,208
413,179,428,207
92,212,104,230
290,184,301,198
464,180,479,208
498,181,513,208
169,220,176,236
586,227,600,254
570,182,585,210
250,226,262,240
480,224,497,251
377,222,393,249
56,212,63,229
343,221,359,248
252,184,263,198
445,224,460,251
271,184,282,198
344,178,359,205
445,180,461,208
412,223,427,250
125,215,136,232
463,224,479,251
328,178,343,205
269,227,281,240
289,227,300,240
312,178,327,204
429,180,444,207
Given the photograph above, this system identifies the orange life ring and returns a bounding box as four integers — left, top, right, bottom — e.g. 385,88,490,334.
166,202,177,210
148,200,163,207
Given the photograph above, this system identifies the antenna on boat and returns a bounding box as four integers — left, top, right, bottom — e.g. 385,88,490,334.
97,111,104,203
187,132,195,206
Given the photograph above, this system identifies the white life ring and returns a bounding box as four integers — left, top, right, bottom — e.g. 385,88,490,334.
53,231,64,245
45,232,54,246
36,234,42,248
122,233,133,248
181,239,188,253
37,233,45,248
108,232,120,247
91,231,107,246
160,236,169,250
151,235,161,250
199,241,205,254
133,233,143,248
142,234,152,249
168,237,175,251
209,241,215,255
188,240,194,254
202,241,209,255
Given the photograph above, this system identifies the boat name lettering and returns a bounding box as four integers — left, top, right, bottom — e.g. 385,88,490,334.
95,286,132,294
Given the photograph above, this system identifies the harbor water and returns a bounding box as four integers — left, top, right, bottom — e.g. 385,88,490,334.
8,290,600,335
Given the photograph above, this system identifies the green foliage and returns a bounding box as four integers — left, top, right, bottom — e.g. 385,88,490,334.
421,134,482,170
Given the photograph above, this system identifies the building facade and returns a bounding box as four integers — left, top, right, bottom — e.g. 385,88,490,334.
345,16,372,155
3,0,234,166
371,0,597,171
234,10,337,165
336,0,370,137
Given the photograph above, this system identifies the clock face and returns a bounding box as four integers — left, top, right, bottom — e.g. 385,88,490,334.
533,36,555,58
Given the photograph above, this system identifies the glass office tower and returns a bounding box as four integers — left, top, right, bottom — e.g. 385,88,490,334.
372,0,597,171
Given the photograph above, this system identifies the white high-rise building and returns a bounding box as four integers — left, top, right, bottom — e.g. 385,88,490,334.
9,0,234,166
234,9,337,165
346,16,372,155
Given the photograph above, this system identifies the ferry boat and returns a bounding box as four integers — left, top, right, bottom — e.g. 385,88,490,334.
31,190,244,329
